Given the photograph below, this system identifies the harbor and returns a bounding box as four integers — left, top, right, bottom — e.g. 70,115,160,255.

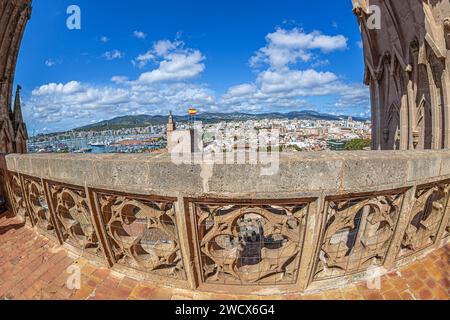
28,133,166,154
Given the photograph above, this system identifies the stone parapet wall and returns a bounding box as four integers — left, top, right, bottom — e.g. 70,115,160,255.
5,151,450,197
2,151,450,294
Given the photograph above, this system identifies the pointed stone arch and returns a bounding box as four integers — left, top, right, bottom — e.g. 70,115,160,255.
385,102,401,150
415,95,433,149
0,119,13,153
14,124,27,153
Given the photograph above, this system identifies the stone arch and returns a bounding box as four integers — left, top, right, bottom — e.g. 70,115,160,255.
355,0,450,150
425,41,446,148
15,126,27,153
380,53,404,150
0,126,12,153
386,102,400,150
415,95,433,149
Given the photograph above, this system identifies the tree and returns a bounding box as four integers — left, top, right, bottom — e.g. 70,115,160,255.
345,139,372,151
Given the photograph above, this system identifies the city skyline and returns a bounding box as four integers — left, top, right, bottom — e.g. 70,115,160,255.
16,0,369,134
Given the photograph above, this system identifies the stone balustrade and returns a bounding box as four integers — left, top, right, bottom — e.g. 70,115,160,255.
1,151,449,295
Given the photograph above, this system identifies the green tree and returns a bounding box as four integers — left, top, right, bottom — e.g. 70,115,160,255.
345,139,372,151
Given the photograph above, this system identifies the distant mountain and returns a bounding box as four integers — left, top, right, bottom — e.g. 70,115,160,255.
74,111,370,132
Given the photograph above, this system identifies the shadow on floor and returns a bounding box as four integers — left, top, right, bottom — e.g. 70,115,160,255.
0,211,24,236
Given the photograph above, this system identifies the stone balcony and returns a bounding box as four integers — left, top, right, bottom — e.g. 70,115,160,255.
1,151,449,296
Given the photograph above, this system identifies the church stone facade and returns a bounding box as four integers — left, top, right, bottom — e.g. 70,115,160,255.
0,0,31,154
353,0,450,150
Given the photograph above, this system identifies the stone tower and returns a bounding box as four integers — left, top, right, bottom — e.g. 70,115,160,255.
353,0,450,150
167,111,176,153
0,0,32,154
167,111,176,133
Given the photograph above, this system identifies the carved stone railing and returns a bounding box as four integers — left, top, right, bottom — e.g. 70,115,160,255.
1,151,449,294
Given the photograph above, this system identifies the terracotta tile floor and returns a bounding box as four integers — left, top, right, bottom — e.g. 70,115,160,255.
0,212,448,300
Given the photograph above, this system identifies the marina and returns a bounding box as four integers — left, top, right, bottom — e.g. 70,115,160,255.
28,133,166,154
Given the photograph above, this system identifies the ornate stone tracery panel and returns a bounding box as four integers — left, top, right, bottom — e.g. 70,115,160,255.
191,200,310,286
94,191,185,280
47,181,101,256
22,175,56,236
314,192,404,281
6,172,28,223
398,182,450,257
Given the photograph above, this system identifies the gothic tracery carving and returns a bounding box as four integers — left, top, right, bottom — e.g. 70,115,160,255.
22,175,55,235
399,183,450,257
193,201,309,285
314,193,404,281
7,172,27,222
48,182,101,255
96,192,185,279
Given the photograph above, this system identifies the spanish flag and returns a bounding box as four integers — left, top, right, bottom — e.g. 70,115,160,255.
188,108,198,116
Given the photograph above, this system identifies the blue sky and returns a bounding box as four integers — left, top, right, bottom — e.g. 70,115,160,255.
15,0,369,134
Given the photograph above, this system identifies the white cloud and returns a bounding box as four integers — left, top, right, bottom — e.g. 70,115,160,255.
257,69,338,94
111,76,129,84
102,50,124,61
133,40,205,83
219,68,343,113
138,51,205,83
32,81,83,96
334,84,370,108
132,50,155,69
226,84,257,97
250,28,348,70
26,80,216,126
154,40,181,56
133,30,147,39
219,28,364,113
100,36,109,43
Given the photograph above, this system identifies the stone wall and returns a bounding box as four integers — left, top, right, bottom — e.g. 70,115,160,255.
2,152,449,294
353,0,450,150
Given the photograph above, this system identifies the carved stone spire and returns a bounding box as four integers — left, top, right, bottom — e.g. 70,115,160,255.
167,111,176,132
13,85,23,125
11,84,28,153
